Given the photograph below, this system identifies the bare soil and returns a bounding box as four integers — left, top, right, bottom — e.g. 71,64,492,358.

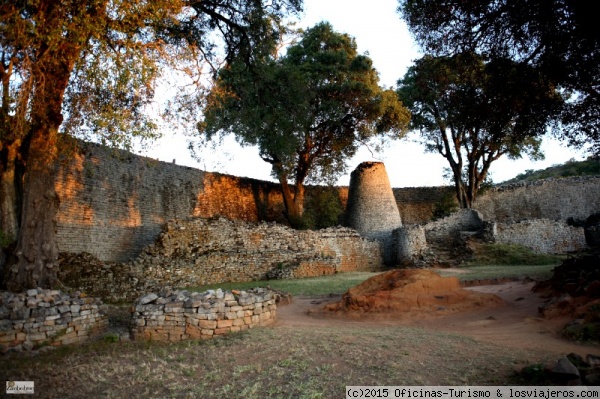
276,279,600,358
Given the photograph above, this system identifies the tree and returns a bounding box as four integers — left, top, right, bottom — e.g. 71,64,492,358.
397,53,563,208
199,22,410,227
0,0,302,291
398,0,600,153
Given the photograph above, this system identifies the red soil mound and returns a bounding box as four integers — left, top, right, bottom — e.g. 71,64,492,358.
326,269,503,314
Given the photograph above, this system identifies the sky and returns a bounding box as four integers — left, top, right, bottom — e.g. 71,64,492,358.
140,0,587,188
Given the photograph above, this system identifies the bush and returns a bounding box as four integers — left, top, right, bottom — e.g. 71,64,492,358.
432,191,459,220
301,188,344,230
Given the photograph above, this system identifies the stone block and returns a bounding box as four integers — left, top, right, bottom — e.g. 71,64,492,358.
214,327,230,335
224,312,237,320
0,333,16,343
186,327,203,339
217,319,233,328
27,332,47,341
139,293,158,305
199,320,217,329
232,319,245,327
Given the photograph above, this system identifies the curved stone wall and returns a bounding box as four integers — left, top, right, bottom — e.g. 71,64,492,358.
0,289,107,354
131,288,276,341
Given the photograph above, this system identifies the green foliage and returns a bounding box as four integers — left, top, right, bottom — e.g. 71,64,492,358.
103,334,120,344
301,188,344,230
563,322,600,343
504,157,600,183
398,0,600,154
397,52,562,207
431,191,459,220
199,22,410,224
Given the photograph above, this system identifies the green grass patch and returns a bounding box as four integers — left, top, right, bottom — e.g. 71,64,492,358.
185,272,380,296
467,243,564,266
433,264,556,282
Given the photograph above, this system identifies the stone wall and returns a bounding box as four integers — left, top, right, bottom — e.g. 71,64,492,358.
55,142,287,263
424,209,485,244
474,177,600,223
393,186,456,224
131,288,276,342
393,225,428,265
53,141,600,265
59,217,382,301
0,289,107,353
495,219,587,254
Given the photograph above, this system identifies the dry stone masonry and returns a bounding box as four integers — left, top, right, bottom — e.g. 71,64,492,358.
474,176,600,223
345,162,402,264
495,219,587,254
0,289,108,353
131,288,276,341
393,225,428,265
52,141,600,264
59,217,382,301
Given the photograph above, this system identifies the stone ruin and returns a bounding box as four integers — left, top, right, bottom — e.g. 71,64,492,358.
0,288,108,354
131,287,277,342
345,162,402,265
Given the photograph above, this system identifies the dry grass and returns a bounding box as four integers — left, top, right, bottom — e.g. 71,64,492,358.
1,324,554,399
1,269,563,398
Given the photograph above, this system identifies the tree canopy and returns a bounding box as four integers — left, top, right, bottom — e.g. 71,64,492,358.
0,0,302,291
199,22,410,226
397,0,600,153
397,52,563,208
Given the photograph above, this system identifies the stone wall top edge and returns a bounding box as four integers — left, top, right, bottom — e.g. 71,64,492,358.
66,139,284,186
488,175,600,192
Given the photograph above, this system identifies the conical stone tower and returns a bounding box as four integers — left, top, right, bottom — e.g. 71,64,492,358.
344,162,402,265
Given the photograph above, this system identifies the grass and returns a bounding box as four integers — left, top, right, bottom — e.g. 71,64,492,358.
183,243,561,298
467,243,564,266
434,264,556,282
0,325,552,398
185,271,380,296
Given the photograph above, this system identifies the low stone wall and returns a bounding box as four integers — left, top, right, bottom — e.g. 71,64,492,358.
60,217,382,301
495,219,587,254
0,289,108,353
393,225,428,265
131,288,276,341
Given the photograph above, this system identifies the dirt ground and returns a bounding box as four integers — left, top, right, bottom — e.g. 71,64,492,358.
275,278,600,358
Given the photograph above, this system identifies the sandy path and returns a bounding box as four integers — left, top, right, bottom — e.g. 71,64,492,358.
275,281,600,357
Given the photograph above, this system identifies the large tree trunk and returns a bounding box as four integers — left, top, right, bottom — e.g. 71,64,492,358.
4,44,77,291
5,132,60,291
276,173,304,228
0,140,22,284
0,142,21,240
449,164,471,209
